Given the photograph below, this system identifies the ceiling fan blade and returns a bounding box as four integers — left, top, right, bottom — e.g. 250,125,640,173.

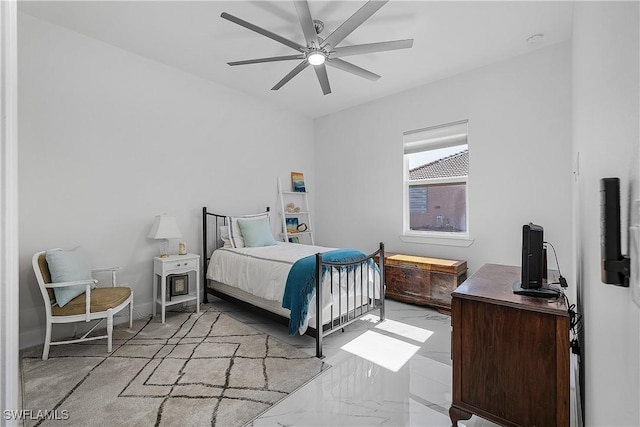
294,1,319,48
228,55,304,66
321,0,388,50
327,59,381,81
332,39,414,58
221,12,305,52
272,60,310,91
314,64,332,95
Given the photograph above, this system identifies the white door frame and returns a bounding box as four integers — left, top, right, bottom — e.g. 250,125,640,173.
0,1,21,425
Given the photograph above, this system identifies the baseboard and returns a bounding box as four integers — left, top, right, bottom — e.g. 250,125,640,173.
571,353,583,427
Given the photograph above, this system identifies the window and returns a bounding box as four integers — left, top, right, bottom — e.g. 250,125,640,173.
403,120,469,238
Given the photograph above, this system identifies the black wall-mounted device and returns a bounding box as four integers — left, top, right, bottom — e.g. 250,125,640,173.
600,178,630,286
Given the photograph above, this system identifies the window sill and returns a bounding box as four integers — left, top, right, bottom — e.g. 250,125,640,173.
399,233,474,247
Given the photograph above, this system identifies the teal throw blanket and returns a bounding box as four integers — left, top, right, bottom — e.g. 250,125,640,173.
282,249,376,335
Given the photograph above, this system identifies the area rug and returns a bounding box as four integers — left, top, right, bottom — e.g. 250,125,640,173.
20,306,328,427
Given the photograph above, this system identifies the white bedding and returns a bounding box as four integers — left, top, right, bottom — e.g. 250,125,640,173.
206,242,380,334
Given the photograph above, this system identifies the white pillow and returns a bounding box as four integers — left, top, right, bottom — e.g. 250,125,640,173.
219,225,231,248
45,247,93,307
227,212,269,248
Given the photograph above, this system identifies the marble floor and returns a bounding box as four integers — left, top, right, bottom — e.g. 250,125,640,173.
206,296,499,427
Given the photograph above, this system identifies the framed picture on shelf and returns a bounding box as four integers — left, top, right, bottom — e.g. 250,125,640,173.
286,217,299,234
291,172,306,192
167,274,189,301
288,236,300,243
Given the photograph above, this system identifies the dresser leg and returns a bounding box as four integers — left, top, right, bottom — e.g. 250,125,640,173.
449,405,472,427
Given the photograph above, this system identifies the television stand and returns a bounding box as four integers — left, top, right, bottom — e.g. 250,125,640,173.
512,280,561,298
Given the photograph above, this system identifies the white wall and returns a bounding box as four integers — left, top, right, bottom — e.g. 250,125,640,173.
17,13,315,348
314,42,573,283
573,2,640,425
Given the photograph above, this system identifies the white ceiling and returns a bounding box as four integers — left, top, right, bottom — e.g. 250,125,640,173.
18,1,574,118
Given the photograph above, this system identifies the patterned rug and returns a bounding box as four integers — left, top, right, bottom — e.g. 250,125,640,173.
20,306,328,426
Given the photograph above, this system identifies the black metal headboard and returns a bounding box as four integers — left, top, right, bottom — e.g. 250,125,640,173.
201,206,270,304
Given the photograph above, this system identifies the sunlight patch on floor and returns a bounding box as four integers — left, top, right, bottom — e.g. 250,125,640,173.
341,330,420,372
374,318,434,343
359,313,435,343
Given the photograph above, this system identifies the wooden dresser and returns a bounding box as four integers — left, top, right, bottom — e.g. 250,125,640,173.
381,253,467,313
450,263,570,427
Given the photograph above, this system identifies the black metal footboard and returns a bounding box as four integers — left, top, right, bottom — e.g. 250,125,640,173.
315,243,385,358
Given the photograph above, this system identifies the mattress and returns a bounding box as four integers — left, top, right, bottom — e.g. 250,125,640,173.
206,242,380,334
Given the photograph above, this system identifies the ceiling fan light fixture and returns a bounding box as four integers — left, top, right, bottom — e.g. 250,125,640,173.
307,51,326,66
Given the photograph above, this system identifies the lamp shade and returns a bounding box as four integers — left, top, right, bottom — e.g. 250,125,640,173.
147,215,182,239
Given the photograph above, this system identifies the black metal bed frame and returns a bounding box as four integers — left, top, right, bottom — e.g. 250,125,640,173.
201,206,385,358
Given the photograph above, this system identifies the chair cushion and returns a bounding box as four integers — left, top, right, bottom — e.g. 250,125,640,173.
52,287,132,317
46,248,93,307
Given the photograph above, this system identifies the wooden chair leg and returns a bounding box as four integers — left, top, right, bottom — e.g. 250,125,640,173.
42,321,52,361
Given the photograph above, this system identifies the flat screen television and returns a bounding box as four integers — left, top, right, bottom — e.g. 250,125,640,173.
513,223,560,297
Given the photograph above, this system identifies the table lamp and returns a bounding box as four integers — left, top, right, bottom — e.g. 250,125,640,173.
148,215,182,258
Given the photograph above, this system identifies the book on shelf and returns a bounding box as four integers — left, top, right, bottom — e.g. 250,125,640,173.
286,217,299,234
291,172,306,192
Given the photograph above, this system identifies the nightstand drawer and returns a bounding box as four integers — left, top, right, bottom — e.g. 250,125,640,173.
165,259,196,271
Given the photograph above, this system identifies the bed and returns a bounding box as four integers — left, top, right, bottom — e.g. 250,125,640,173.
201,207,386,358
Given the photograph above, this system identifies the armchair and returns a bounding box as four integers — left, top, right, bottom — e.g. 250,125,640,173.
32,248,134,360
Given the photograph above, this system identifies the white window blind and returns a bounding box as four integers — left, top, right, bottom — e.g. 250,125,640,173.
403,120,468,154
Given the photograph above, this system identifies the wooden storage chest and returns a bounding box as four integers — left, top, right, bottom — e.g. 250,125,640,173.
381,253,467,313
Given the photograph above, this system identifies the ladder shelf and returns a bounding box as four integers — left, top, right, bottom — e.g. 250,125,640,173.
278,177,314,245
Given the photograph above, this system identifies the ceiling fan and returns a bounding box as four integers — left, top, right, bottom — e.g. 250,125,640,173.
221,0,414,95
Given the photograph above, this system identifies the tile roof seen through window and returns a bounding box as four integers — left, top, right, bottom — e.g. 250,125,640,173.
409,150,468,180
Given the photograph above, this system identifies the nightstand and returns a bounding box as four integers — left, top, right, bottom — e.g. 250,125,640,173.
152,253,200,323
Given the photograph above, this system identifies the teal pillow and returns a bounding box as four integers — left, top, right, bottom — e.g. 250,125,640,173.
237,217,277,247
45,248,93,307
